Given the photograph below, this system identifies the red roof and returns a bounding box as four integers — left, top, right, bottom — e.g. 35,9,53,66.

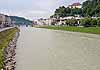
71,3,81,6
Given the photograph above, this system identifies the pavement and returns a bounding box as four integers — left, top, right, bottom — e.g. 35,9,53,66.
0,27,14,32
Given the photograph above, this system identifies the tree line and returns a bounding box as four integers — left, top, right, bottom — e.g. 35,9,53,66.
65,17,100,27
51,6,82,18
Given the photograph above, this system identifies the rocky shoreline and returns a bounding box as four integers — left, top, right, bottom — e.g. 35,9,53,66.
3,32,19,70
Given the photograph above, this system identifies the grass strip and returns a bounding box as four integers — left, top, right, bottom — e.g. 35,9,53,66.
0,27,19,69
38,26,100,35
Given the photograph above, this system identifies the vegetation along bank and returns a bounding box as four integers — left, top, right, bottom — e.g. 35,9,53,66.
38,26,100,35
0,27,20,70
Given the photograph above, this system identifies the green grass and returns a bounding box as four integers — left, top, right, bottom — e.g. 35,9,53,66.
0,27,19,69
38,26,100,35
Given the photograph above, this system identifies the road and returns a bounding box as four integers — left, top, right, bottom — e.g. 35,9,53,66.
16,27,100,70
0,27,14,32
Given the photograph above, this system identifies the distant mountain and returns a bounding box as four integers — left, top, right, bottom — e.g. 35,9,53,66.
10,16,32,25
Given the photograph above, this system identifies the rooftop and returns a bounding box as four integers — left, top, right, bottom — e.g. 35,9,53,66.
70,2,81,6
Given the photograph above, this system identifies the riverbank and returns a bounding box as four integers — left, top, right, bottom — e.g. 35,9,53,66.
0,27,20,70
37,26,100,35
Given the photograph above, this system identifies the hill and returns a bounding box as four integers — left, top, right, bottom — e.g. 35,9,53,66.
52,0,100,18
10,16,32,25
82,0,100,17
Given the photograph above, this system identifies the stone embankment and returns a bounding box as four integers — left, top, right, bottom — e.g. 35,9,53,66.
3,32,19,70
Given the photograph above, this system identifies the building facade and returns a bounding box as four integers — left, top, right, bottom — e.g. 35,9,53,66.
0,14,12,28
0,14,6,27
68,3,82,9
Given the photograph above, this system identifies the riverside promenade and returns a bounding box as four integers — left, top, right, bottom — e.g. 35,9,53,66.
16,27,100,70
0,27,15,32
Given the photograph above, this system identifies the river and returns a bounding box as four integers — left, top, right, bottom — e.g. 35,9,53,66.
15,27,100,70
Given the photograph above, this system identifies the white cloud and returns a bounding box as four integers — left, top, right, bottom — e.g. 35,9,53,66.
0,0,85,20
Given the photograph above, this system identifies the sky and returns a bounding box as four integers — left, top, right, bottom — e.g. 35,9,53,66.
0,0,86,20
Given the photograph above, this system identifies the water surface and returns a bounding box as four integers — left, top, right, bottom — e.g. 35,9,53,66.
16,27,100,70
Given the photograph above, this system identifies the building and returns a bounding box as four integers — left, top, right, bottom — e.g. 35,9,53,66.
5,15,12,27
38,18,46,25
68,3,82,9
0,14,12,28
0,14,6,28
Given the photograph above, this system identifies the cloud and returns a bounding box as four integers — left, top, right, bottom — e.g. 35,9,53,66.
0,0,85,20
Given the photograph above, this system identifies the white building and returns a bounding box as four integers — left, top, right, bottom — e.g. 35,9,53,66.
37,18,55,25
68,3,82,9
0,14,6,27
0,14,12,28
5,15,12,26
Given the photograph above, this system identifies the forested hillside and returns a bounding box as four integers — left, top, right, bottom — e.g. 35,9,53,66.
10,16,32,25
52,0,100,18
83,0,100,17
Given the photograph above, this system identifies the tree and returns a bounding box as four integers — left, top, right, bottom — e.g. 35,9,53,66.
53,6,82,18
71,8,82,16
82,0,100,17
95,5,100,17
54,6,67,18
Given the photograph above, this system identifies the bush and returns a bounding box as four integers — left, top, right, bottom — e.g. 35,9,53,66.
66,17,100,27
90,18,97,27
70,19,77,26
66,19,77,26
80,17,92,27
97,18,100,27
65,19,70,26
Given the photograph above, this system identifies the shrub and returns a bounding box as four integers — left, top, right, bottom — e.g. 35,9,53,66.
66,19,77,26
65,19,70,26
97,18,100,27
80,17,92,27
70,19,77,26
90,18,97,27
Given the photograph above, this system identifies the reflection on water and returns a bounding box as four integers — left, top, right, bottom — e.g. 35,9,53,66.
16,27,100,70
